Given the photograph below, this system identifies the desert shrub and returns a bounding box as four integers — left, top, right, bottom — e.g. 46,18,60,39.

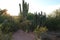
34,26,48,39
0,26,12,40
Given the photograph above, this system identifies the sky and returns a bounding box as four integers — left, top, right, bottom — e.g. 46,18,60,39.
0,0,60,16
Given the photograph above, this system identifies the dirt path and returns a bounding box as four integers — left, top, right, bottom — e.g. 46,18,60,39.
12,30,35,40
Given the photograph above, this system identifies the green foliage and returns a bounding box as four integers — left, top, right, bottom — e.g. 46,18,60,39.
0,26,12,40
19,20,31,32
0,9,19,34
45,9,60,31
27,13,34,20
1,21,19,33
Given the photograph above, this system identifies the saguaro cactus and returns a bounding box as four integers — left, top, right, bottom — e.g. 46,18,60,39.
19,4,21,15
22,0,29,18
19,0,29,19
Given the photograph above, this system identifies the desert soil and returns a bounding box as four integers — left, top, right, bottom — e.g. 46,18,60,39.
12,30,35,40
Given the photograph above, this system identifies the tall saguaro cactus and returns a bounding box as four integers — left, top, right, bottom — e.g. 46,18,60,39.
19,0,29,19
22,0,29,18
19,4,21,15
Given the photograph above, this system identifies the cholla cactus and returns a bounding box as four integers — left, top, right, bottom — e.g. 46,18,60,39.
34,26,48,40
